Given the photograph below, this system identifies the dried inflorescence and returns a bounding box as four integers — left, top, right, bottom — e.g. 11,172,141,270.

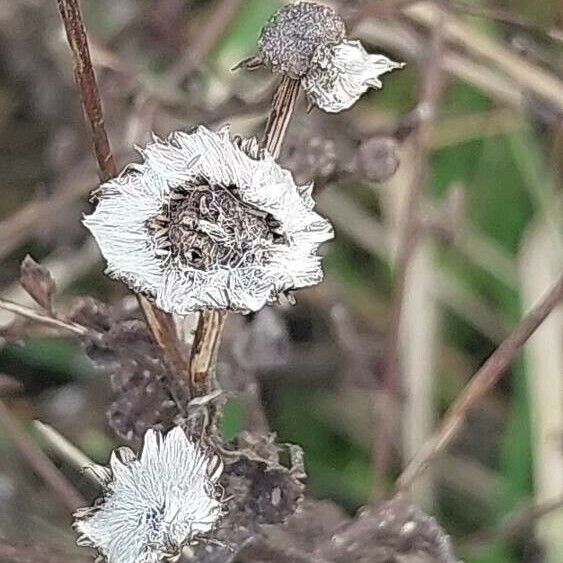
74,427,225,563
187,432,307,562
317,500,458,563
257,2,346,79
69,298,185,442
243,2,404,113
84,125,333,314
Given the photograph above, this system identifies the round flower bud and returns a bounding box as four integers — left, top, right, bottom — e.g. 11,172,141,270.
258,2,346,78
355,136,401,183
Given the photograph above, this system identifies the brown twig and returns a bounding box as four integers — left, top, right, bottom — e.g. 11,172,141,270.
395,274,563,494
188,75,301,398
448,0,563,45
56,0,116,182
373,19,445,499
0,297,91,337
56,0,193,393
0,399,85,512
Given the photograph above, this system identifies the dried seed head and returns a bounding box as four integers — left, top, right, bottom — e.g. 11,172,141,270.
74,427,224,563
355,136,401,183
258,2,346,78
83,125,333,314
302,40,405,113
244,2,405,113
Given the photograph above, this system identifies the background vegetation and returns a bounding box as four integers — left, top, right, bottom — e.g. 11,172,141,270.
0,0,562,561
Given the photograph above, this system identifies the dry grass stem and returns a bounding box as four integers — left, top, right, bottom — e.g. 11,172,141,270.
395,274,563,494
0,399,85,512
33,421,103,485
318,189,511,342
519,222,563,559
374,18,445,498
403,2,563,111
0,297,90,337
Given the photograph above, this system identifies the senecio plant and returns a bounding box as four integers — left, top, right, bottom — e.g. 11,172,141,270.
78,2,403,562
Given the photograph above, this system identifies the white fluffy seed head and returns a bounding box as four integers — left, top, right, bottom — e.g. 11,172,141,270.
246,3,404,113
74,427,224,563
302,40,406,113
83,125,333,314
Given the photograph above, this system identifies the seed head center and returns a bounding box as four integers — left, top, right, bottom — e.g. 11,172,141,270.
147,184,277,271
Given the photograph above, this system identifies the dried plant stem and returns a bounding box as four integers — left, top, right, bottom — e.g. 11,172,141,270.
403,2,563,112
0,399,85,512
0,297,90,337
33,421,103,484
56,0,116,182
57,0,192,392
188,76,301,397
374,22,444,499
262,76,301,159
395,274,563,494
189,310,227,397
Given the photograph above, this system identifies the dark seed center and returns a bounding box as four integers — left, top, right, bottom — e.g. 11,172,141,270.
146,184,284,271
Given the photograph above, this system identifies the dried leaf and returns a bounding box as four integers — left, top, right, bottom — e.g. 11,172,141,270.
20,255,57,315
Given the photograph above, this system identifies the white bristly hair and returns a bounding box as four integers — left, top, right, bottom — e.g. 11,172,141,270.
74,427,224,563
83,125,333,314
302,40,405,113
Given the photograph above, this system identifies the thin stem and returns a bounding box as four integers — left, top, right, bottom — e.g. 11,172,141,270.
373,20,445,499
188,310,226,397
56,0,116,182
262,75,302,159
33,421,102,482
0,297,90,337
188,76,301,398
395,274,563,494
0,399,85,512
56,0,192,394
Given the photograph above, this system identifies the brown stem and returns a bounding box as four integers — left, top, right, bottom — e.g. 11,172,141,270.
0,399,85,512
57,0,192,394
395,274,563,494
373,21,445,499
262,75,302,159
56,0,116,182
0,297,91,337
188,76,301,397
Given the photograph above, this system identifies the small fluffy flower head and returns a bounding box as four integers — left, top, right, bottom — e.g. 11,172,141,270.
243,2,404,113
83,125,333,314
258,2,346,78
74,427,224,563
